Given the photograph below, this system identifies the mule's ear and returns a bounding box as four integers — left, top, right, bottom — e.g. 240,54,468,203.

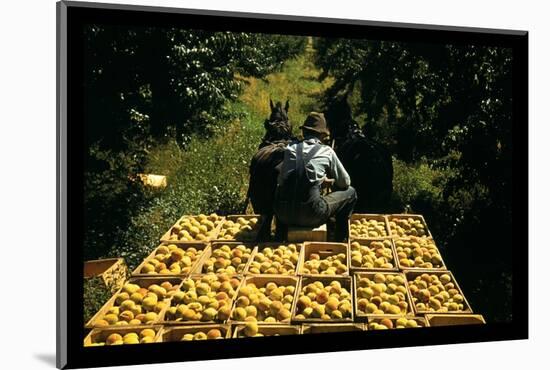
284,99,290,111
270,99,275,111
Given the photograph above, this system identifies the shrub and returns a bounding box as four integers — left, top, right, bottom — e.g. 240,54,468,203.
83,277,112,324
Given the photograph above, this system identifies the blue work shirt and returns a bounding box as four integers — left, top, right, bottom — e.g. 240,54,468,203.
277,137,351,189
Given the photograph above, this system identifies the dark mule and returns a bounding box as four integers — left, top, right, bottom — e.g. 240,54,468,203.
324,97,393,213
247,100,296,241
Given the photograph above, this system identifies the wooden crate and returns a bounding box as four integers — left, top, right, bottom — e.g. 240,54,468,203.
366,316,428,329
245,242,304,275
302,323,365,334
160,274,244,325
132,242,210,277
299,242,350,276
160,215,225,243
215,215,264,242
349,214,391,239
404,269,473,315
84,258,128,293
85,277,183,328
425,314,486,326
287,224,327,243
394,237,447,271
291,275,354,324
84,325,163,346
195,242,257,275
159,324,232,341
386,214,432,238
353,271,415,320
349,238,399,272
228,275,299,325
232,324,301,338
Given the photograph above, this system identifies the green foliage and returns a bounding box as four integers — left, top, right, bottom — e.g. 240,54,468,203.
83,277,112,324
390,157,450,214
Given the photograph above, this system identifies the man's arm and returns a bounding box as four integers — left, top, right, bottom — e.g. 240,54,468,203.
329,149,351,189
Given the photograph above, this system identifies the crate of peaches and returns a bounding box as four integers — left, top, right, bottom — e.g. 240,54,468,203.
394,237,446,270
354,272,414,320
86,278,181,328
405,270,473,314
216,215,263,242
246,243,303,275
84,326,162,346
299,242,349,276
232,324,302,338
292,276,354,323
159,324,231,341
229,275,298,325
387,214,432,238
366,316,427,330
160,214,224,243
349,239,398,271
349,214,390,239
161,274,242,324
198,242,255,275
132,243,209,277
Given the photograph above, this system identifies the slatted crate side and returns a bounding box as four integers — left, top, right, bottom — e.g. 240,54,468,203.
301,323,366,334
160,215,225,244
349,238,399,272
425,314,486,326
84,325,163,346
403,269,474,315
349,214,391,239
159,274,245,326
232,324,302,338
394,237,447,271
287,224,327,243
298,242,350,276
84,258,124,278
245,242,304,275
291,275,354,324
386,214,432,238
366,315,428,329
215,214,264,242
85,277,183,328
227,275,300,325
84,258,128,292
353,271,415,320
194,242,257,275
131,242,210,277
159,324,232,341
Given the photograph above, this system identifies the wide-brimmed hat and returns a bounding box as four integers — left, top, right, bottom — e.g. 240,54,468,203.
299,112,330,136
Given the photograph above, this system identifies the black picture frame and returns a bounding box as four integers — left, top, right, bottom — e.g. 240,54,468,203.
56,1,528,369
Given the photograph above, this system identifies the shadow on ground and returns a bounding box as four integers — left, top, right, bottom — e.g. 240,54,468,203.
34,353,56,367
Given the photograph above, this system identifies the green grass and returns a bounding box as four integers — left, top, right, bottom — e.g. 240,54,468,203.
109,50,333,269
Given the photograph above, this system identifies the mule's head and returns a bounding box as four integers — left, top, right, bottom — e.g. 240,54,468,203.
324,95,363,142
269,99,290,123
261,99,293,145
324,96,352,138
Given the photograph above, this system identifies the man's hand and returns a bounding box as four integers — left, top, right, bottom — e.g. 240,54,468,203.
322,177,335,190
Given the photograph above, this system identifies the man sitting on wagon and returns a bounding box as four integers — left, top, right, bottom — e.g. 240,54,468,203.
273,112,357,242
